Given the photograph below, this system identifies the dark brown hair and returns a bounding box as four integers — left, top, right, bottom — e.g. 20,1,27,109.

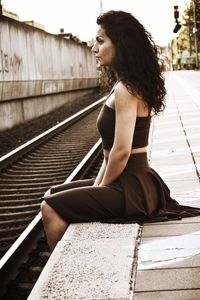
97,10,166,114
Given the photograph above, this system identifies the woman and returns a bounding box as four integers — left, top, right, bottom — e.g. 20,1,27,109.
41,10,200,251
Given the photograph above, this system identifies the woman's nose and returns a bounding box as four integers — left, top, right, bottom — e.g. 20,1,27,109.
91,42,98,53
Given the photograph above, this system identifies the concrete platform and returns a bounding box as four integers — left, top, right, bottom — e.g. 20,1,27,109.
134,71,200,300
28,71,200,299
28,223,139,299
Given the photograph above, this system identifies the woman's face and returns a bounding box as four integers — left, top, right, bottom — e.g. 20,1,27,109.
92,26,116,66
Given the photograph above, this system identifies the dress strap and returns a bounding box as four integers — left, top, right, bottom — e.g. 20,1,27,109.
105,81,119,100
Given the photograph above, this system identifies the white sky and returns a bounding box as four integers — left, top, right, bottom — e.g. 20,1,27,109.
2,0,189,46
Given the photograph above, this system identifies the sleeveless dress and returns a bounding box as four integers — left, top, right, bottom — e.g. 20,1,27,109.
42,101,200,224
95,103,200,223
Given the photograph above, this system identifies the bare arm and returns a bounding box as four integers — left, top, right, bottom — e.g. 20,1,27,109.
100,82,138,186
93,157,106,186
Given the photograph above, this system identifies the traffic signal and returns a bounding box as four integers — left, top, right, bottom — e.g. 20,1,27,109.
174,6,179,20
173,21,182,33
173,5,181,33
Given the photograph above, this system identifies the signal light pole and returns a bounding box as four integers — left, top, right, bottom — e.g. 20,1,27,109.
174,5,179,20
0,0,2,15
172,2,199,69
173,22,182,33
100,0,103,13
192,0,199,69
173,6,182,33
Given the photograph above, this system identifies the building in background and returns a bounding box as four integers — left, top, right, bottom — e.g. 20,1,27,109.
23,20,45,31
2,6,19,20
1,5,45,30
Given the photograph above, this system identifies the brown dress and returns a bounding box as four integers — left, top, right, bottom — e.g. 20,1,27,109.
43,103,200,224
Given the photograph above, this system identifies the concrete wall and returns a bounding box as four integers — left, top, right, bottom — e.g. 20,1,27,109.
0,16,99,131
0,89,96,132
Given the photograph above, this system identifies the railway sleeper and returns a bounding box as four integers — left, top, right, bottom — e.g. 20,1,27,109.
0,184,51,192
1,169,72,176
0,242,13,254
0,203,40,213
25,154,75,161
0,177,64,184
2,281,32,300
0,233,24,244
0,224,29,237
0,192,43,200
26,148,77,156
0,187,47,195
0,198,41,206
0,209,38,220
21,154,74,161
1,236,50,298
0,182,55,190
0,216,34,226
27,250,50,266
11,162,73,169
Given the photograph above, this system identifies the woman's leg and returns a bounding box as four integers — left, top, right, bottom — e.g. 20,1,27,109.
41,179,124,251
41,179,94,251
41,201,69,252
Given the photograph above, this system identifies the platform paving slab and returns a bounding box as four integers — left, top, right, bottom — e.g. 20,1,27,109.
145,215,200,225
150,147,193,159
138,229,200,270
138,249,200,269
162,180,200,194
28,222,139,300
150,167,198,184
172,189,200,207
133,72,200,300
133,290,200,300
150,155,194,168
135,267,200,291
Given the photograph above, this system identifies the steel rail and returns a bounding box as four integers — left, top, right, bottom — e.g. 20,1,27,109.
0,97,104,256
0,138,102,297
0,97,106,171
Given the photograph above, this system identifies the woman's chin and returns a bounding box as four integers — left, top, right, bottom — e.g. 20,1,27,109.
99,61,109,67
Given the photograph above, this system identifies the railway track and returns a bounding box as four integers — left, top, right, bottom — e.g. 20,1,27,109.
0,99,105,299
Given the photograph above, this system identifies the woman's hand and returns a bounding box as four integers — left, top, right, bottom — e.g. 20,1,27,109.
93,158,106,186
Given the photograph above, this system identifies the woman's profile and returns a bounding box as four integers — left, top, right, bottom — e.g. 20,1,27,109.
41,10,200,251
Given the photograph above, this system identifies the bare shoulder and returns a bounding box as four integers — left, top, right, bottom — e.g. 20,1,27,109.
114,81,130,95
114,81,139,108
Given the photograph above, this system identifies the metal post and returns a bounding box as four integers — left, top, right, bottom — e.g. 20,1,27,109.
0,0,3,15
193,0,199,69
100,0,103,13
187,11,192,55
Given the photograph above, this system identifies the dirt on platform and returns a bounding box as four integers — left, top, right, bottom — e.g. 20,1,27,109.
0,89,104,157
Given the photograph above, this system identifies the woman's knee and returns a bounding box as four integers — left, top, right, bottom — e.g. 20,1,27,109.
41,200,54,218
41,201,68,229
43,188,51,197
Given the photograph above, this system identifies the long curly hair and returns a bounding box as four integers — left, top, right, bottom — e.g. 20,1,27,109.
97,10,166,114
